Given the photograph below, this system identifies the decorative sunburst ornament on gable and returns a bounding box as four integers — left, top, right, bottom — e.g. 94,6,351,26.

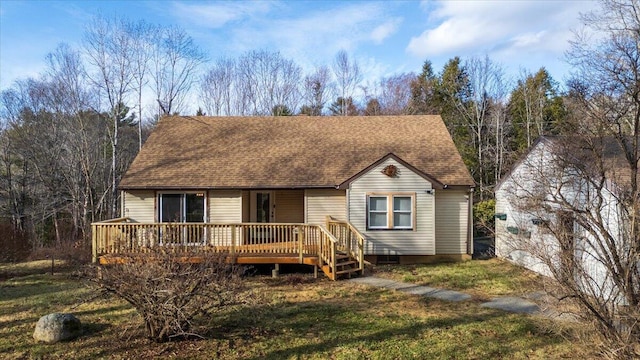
382,164,398,177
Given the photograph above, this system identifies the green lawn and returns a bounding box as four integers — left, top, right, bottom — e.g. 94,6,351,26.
0,260,596,359
373,258,543,299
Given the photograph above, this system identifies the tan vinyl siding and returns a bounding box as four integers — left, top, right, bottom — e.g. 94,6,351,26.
241,191,250,222
209,190,242,223
275,190,304,223
348,158,435,255
305,189,347,225
435,190,469,254
123,190,155,223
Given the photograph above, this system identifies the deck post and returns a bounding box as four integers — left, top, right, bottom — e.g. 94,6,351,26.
331,241,337,281
317,228,323,268
230,225,236,258
359,234,365,274
272,263,279,278
298,225,304,264
91,224,98,263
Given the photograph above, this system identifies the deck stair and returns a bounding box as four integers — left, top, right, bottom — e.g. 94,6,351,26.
321,251,361,279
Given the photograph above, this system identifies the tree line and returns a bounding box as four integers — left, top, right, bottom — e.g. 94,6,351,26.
0,14,566,250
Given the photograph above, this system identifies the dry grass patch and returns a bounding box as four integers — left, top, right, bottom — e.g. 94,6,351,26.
0,261,597,359
373,258,543,299
0,259,69,281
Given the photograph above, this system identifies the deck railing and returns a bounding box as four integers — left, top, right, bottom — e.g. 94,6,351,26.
315,225,339,280
326,216,365,275
91,218,346,279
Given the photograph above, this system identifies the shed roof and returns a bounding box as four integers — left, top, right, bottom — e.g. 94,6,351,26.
495,135,638,192
119,115,475,190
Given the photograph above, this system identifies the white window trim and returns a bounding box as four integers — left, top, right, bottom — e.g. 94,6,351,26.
366,192,415,230
367,195,389,229
392,195,413,229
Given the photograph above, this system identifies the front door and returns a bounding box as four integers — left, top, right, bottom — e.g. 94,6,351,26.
251,191,275,223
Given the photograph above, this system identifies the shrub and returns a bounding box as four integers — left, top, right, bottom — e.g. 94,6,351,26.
85,248,249,342
473,199,495,237
0,222,32,262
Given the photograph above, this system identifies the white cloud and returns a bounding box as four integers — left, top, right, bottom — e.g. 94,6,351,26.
370,18,401,44
406,0,595,60
171,1,274,29
225,2,399,68
510,31,547,48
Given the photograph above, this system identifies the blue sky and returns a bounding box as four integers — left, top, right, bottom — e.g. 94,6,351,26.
0,0,597,92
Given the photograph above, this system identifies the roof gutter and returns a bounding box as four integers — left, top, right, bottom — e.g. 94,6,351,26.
118,184,340,191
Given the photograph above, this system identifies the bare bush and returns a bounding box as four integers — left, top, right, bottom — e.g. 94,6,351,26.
85,249,249,342
0,222,31,262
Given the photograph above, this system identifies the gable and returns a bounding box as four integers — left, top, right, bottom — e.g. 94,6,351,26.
119,115,474,190
495,138,551,193
340,153,441,189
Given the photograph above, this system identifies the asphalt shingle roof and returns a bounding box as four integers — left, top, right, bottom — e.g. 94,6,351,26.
119,115,475,189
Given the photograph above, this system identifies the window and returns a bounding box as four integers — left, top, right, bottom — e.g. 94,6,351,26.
367,193,414,230
159,193,205,223
368,196,388,229
393,196,412,229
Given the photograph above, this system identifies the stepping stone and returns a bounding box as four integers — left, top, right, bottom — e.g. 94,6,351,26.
349,277,471,301
481,297,540,314
399,285,472,301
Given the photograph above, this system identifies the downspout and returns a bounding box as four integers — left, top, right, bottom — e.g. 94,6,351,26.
345,187,350,223
467,188,474,255
120,190,125,218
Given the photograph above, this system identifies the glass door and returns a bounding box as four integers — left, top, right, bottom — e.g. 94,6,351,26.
159,193,205,222
185,193,205,222
250,191,274,244
256,192,272,223
160,194,182,222
159,193,206,245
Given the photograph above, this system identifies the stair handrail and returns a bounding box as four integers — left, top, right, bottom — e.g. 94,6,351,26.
325,216,365,274
316,225,339,280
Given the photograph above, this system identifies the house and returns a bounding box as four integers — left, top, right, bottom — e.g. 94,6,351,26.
495,136,631,300
93,115,474,279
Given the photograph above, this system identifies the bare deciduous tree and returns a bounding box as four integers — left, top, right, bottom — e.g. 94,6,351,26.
499,1,640,356
237,50,302,115
499,136,640,358
152,26,207,117
439,55,506,199
300,65,332,116
83,15,135,218
200,57,236,116
332,50,361,116
377,73,414,115
127,20,155,150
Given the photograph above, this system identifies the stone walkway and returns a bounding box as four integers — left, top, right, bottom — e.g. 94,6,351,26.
349,276,541,315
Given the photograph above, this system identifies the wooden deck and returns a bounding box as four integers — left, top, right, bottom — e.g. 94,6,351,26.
92,219,365,280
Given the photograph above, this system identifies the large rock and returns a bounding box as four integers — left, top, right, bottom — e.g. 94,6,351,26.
33,313,82,344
